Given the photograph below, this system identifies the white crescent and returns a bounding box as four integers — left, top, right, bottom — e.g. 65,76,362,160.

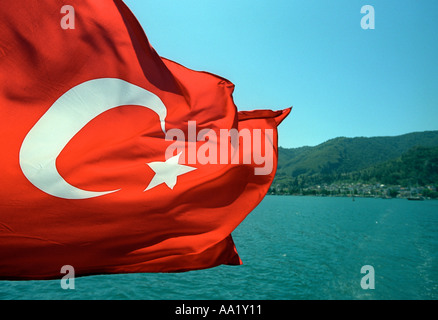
19,78,167,200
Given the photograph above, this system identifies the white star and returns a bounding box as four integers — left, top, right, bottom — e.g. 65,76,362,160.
144,152,196,191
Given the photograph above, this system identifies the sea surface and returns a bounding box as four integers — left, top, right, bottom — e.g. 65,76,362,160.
1,196,437,300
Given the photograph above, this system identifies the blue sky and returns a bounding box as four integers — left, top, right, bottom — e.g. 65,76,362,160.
124,0,438,148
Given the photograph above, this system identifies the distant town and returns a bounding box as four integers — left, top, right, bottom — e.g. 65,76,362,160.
269,182,438,200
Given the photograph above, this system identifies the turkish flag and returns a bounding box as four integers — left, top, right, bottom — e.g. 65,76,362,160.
0,0,290,279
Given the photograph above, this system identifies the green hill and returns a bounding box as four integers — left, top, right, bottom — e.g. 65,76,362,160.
275,130,438,189
360,146,438,186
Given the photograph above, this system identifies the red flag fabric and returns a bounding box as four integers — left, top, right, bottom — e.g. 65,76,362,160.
0,0,290,279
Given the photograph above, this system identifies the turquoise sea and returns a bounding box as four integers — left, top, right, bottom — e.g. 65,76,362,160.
1,196,437,300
